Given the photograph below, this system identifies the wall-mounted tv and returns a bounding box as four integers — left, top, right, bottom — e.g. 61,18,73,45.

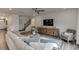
43,19,54,26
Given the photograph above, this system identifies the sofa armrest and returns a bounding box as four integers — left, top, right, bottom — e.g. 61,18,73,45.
5,34,17,50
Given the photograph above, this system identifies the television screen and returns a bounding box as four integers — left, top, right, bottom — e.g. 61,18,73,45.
43,19,54,26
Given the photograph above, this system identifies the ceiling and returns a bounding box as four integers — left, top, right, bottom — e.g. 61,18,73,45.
0,8,70,18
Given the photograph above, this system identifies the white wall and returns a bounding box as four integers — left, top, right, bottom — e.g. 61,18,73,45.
19,16,29,30
8,14,19,31
31,18,36,26
34,9,77,33
76,9,79,45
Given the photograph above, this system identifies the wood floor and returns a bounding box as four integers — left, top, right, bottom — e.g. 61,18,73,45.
0,30,8,50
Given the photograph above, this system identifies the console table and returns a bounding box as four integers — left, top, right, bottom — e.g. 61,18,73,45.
37,27,60,37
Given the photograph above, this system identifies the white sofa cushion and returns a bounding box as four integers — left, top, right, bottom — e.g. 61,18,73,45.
6,34,17,50
12,37,34,50
6,31,34,50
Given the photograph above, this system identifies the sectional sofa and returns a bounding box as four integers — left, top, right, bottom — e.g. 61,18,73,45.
6,31,34,50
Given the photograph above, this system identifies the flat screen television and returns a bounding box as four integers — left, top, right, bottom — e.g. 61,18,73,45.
43,19,54,26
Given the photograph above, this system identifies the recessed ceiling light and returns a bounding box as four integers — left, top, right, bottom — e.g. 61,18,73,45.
9,8,12,11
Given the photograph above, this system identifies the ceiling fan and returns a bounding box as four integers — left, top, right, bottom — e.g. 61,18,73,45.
32,8,45,14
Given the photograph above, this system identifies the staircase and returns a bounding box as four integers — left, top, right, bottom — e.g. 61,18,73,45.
19,19,31,31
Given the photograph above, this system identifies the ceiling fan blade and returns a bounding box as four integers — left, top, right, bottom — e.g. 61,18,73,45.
37,10,45,12
32,8,45,12
32,8,45,14
32,8,37,10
